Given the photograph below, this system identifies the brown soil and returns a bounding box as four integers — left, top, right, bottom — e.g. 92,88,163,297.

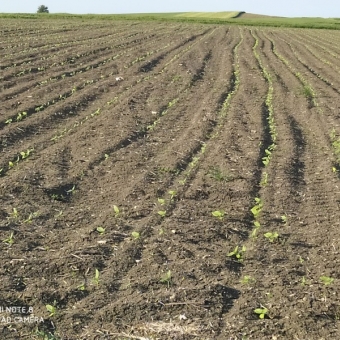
1,19,340,340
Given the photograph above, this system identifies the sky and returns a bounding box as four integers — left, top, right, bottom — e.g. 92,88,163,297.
0,0,337,18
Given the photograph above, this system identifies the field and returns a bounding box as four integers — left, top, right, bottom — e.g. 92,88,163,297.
1,17,340,340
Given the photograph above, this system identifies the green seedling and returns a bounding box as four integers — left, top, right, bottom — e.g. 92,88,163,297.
131,231,140,239
168,190,177,200
3,232,14,245
46,302,57,317
212,210,225,221
301,84,315,103
251,227,258,239
160,270,172,286
260,172,268,187
93,269,100,285
320,276,334,285
113,205,120,217
24,212,39,223
104,154,109,160
281,215,288,224
77,282,86,291
35,329,60,340
254,221,261,228
241,275,256,285
208,167,230,181
16,112,27,122
96,227,105,235
254,307,269,319
5,118,13,124
158,198,165,205
158,210,166,218
66,185,75,194
9,208,19,220
251,198,263,219
228,245,246,262
264,232,279,243
20,148,33,159
8,161,14,168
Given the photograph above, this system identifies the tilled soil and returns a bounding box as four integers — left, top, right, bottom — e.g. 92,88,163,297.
1,19,340,340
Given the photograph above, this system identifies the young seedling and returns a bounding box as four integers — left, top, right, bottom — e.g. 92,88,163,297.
212,210,225,221
320,276,334,286
251,198,263,220
260,172,268,187
208,167,230,181
66,185,76,194
281,215,288,224
104,154,109,160
24,212,39,223
93,269,100,286
9,208,19,220
240,275,256,285
113,205,120,217
96,227,105,235
131,231,140,240
254,306,269,319
158,210,166,218
3,232,14,245
168,190,177,201
160,270,172,287
46,302,57,317
157,198,165,205
77,282,86,291
264,232,279,243
228,245,246,262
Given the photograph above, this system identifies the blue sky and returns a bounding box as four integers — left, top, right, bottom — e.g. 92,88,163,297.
1,0,337,18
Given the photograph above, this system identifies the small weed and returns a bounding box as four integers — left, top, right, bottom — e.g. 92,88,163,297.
113,205,120,217
251,198,263,219
46,302,57,317
158,210,166,218
157,198,165,205
301,84,315,103
93,269,100,285
24,211,39,224
254,306,269,319
320,276,334,285
160,270,172,286
228,245,246,262
77,282,86,291
66,185,75,194
241,275,256,285
168,190,177,201
208,166,230,181
131,231,140,239
212,210,224,221
264,232,279,243
3,232,14,245
9,207,19,220
96,227,105,235
35,329,60,340
260,172,268,187
281,215,288,224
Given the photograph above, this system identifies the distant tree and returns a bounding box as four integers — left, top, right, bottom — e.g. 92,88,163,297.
37,5,49,13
